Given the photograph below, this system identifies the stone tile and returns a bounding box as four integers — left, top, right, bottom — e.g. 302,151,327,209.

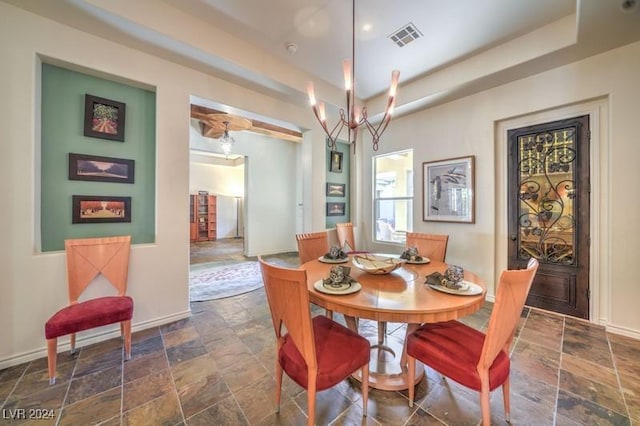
0,363,28,383
489,387,555,426
65,364,122,405
365,387,420,425
558,369,627,417
233,375,282,424
177,374,231,418
131,326,160,344
122,391,183,426
160,318,192,334
185,395,249,425
166,338,207,367
556,389,631,425
510,340,561,387
518,309,564,352
78,337,125,360
293,386,354,425
416,379,481,426
123,350,169,383
609,333,640,378
171,353,219,390
57,387,121,426
563,319,613,368
130,335,165,360
254,398,309,425
9,361,75,399
204,336,253,369
618,371,640,421
561,352,619,389
162,326,201,349
73,347,122,378
123,368,173,411
3,382,68,418
219,355,269,392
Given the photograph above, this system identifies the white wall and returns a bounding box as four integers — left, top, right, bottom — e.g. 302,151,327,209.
360,40,640,338
0,3,323,367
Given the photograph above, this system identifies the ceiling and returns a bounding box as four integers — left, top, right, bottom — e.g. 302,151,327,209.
4,0,640,123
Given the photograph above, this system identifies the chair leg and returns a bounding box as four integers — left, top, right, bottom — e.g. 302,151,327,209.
46,338,57,385
307,377,317,426
275,360,283,413
407,355,415,407
69,333,76,355
122,320,132,360
361,363,369,417
325,309,333,320
502,376,511,423
479,373,491,426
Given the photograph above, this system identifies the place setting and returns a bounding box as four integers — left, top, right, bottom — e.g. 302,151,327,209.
425,265,483,296
399,246,431,264
314,265,362,295
318,245,349,264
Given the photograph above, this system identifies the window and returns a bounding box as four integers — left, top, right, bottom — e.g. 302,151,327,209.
373,150,413,244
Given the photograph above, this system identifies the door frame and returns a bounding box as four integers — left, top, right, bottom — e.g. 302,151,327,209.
495,98,609,324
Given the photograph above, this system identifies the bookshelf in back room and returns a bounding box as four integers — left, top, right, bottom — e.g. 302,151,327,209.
190,192,217,242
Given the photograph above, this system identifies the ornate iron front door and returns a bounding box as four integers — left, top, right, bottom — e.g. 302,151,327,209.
507,115,590,319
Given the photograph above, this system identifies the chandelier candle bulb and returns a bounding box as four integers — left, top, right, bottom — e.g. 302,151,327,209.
343,60,352,90
307,82,316,106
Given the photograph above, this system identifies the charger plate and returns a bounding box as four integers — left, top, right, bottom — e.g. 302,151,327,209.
318,256,349,264
428,280,483,296
314,280,361,295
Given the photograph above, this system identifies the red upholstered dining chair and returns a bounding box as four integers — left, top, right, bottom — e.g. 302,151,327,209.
45,236,133,384
405,232,449,262
406,258,539,425
296,231,329,265
258,257,370,426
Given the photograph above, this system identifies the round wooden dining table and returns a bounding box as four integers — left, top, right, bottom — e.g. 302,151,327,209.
301,254,486,391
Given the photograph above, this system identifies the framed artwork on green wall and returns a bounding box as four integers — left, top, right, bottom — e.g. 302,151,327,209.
84,94,126,141
69,153,135,183
72,195,131,224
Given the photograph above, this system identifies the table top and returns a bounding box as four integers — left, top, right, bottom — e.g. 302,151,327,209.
301,255,486,324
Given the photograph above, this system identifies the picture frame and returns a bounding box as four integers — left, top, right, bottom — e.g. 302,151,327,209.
326,182,346,197
69,153,135,184
423,155,475,223
83,94,126,142
72,195,131,224
329,150,343,173
326,202,346,216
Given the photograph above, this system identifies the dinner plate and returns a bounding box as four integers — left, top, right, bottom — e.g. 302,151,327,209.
318,256,349,264
405,257,431,264
428,280,483,296
313,280,362,295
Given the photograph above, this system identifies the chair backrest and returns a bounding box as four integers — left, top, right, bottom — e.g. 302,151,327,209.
336,222,356,251
478,258,539,370
65,235,131,303
258,257,317,370
405,233,449,262
296,231,329,264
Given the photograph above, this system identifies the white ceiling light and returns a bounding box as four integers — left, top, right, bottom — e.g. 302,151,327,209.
219,121,234,158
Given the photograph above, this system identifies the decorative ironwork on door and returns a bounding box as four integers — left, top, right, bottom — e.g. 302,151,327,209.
517,126,577,265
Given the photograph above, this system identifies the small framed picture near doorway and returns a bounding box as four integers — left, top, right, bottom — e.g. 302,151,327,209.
329,150,343,173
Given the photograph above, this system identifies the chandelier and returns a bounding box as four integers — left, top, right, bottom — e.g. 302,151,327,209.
307,0,400,152
219,121,234,158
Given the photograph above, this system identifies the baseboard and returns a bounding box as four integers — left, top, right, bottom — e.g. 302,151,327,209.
606,323,640,340
0,310,191,370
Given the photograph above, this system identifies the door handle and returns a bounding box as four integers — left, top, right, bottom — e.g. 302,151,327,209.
509,234,517,241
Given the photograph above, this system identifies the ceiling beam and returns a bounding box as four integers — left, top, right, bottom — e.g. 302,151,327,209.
190,105,302,143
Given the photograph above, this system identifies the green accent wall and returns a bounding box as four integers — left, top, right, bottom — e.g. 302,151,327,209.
325,141,350,229
41,64,156,251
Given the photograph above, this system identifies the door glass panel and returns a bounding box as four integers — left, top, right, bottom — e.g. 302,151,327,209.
517,127,576,265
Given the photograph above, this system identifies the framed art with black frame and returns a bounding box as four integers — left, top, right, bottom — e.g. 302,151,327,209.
69,153,135,184
329,150,343,173
326,202,345,216
326,182,346,197
72,195,132,224
83,94,126,142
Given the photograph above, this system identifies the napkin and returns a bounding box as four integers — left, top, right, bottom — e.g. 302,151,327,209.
323,265,356,287
324,246,347,260
400,246,424,262
425,271,466,290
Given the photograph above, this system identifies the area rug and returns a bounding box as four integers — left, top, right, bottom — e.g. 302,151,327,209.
190,261,263,301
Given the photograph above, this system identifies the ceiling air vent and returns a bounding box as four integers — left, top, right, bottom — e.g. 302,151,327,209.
388,22,422,47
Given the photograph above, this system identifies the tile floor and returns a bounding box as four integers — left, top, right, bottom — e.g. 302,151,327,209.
1,240,638,425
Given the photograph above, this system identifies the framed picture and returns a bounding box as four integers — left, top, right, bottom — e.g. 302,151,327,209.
69,153,135,184
326,202,345,216
326,182,346,197
423,155,475,223
72,195,131,224
84,94,126,141
329,150,343,173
